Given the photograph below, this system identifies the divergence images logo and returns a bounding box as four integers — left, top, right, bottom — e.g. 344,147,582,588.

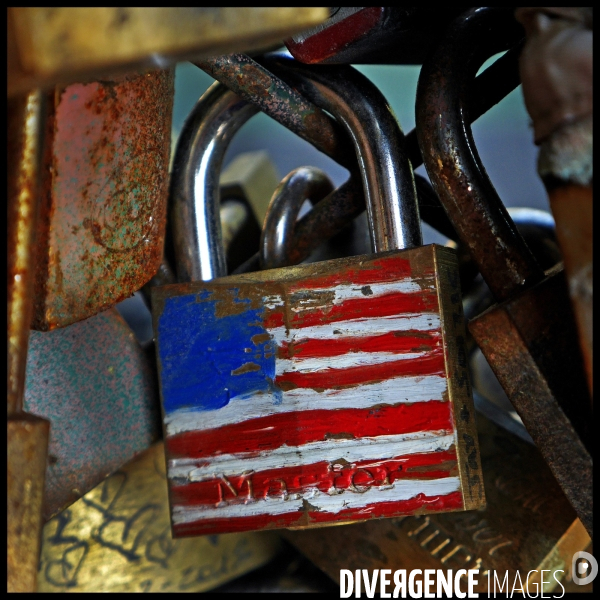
573,551,597,586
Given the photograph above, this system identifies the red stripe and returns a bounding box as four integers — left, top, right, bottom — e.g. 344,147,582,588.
285,257,419,291
167,401,453,460
278,330,441,360
275,351,445,389
171,450,458,509
286,8,384,64
172,491,464,537
263,289,439,330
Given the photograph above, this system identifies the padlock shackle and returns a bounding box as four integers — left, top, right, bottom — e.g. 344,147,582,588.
261,56,422,253
172,63,421,282
416,7,545,302
170,83,259,282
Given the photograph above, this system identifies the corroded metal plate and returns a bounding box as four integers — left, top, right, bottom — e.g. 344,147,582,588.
33,68,173,330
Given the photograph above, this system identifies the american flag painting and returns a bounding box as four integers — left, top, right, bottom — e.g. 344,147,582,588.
153,246,484,537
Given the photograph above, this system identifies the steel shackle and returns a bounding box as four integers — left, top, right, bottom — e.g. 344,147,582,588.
259,166,334,270
260,56,422,253
170,59,421,284
170,83,258,283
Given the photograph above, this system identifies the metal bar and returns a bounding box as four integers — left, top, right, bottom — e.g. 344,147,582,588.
416,7,543,302
7,89,51,593
7,90,46,415
256,59,422,252
260,166,334,269
195,53,357,171
404,42,524,168
170,83,259,282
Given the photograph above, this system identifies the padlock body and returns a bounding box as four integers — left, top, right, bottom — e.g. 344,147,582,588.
153,244,484,537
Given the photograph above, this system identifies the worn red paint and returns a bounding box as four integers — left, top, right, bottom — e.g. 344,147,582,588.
276,351,445,389
286,258,414,290
157,246,481,536
172,450,459,509
264,290,440,330
286,8,384,64
167,401,454,460
173,492,465,537
279,330,441,360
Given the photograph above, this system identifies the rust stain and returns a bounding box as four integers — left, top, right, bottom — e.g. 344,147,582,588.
238,64,271,98
32,67,174,330
325,432,355,440
251,333,271,346
231,362,261,376
329,458,352,469
277,380,298,392
406,460,457,474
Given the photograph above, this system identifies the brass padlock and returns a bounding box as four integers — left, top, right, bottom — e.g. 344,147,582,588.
153,63,484,537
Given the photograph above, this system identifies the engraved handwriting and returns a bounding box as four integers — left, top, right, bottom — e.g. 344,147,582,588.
494,475,549,513
213,462,414,505
217,473,255,505
42,509,90,588
394,514,513,572
263,478,288,500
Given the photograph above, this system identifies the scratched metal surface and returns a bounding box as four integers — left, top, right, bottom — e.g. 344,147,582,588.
283,413,591,595
23,308,161,521
32,67,174,331
153,245,483,536
37,443,281,592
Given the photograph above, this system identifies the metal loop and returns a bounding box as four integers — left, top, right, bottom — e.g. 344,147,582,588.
259,166,334,270
416,7,543,302
170,83,258,283
260,57,422,252
172,60,421,284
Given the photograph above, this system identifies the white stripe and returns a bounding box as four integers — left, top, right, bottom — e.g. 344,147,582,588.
275,349,436,375
172,476,460,524
268,313,441,346
169,431,454,481
263,294,284,309
165,374,448,436
256,280,433,312
290,280,434,312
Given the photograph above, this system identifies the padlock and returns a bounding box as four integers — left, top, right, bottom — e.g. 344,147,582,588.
7,8,329,97
23,308,160,521
284,7,470,65
31,68,174,331
416,7,592,535
152,63,484,537
37,443,281,592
